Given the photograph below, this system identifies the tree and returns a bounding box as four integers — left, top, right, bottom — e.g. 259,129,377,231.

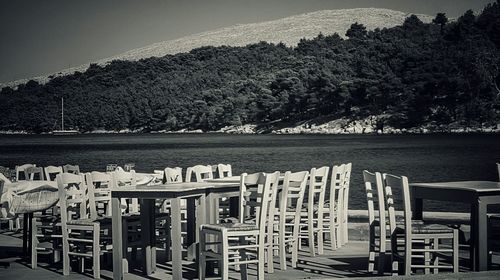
432,13,448,34
346,22,367,39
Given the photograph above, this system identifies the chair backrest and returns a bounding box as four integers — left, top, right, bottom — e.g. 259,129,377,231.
15,163,36,181
239,171,280,232
341,163,352,238
124,163,135,172
44,165,63,181
279,170,309,233
25,166,44,181
307,166,329,213
363,170,386,230
186,165,213,182
57,173,90,225
164,167,183,183
497,163,500,181
112,169,138,212
329,164,346,214
217,164,232,178
383,174,412,238
0,170,13,184
106,164,118,172
87,171,113,218
62,164,80,174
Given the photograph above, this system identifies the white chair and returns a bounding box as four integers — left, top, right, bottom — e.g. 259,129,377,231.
298,166,329,256
15,163,36,181
363,170,387,274
273,170,309,270
340,163,352,246
186,165,213,182
217,164,233,178
164,167,183,183
199,171,280,280
62,164,80,174
57,173,109,279
384,174,459,275
112,169,138,213
25,166,44,181
44,166,63,181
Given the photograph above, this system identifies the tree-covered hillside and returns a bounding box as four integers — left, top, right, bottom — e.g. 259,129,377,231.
1,2,499,133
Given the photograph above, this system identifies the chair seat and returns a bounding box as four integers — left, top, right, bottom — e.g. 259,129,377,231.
407,223,454,234
202,222,258,232
67,217,111,226
488,214,500,220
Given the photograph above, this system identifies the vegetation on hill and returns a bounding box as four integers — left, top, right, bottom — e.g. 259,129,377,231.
1,2,499,133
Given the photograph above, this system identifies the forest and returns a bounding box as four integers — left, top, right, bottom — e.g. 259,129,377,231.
1,1,499,133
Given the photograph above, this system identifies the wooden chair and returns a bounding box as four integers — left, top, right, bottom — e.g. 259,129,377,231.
186,165,213,182
26,166,45,181
199,171,280,280
63,164,80,174
319,164,348,251
217,164,232,178
164,167,183,183
273,170,309,270
44,166,63,181
298,166,329,256
216,164,234,219
15,163,36,181
87,171,113,217
57,173,109,279
105,164,117,172
112,169,138,213
340,163,352,246
363,170,387,274
384,174,459,275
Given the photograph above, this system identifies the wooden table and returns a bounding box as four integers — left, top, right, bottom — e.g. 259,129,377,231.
411,181,500,271
111,181,240,279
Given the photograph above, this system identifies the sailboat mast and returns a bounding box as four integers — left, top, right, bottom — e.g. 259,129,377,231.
61,97,64,131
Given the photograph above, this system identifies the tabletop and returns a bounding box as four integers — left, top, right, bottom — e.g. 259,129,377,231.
411,181,500,193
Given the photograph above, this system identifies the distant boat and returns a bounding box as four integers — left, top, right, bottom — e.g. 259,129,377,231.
52,97,79,135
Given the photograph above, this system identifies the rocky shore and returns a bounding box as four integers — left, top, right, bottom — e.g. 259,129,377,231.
1,116,498,135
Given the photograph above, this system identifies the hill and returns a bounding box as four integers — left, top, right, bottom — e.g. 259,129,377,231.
0,8,433,88
1,2,499,134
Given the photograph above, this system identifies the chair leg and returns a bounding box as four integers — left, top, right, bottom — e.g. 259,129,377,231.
239,236,248,280
199,229,206,280
30,217,37,269
62,228,70,276
267,234,274,273
93,224,100,279
221,231,229,280
308,219,315,256
378,231,386,275
424,238,430,274
432,237,439,274
391,234,398,276
279,229,286,270
368,225,376,273
291,239,298,268
258,233,265,279
453,229,459,273
404,239,412,276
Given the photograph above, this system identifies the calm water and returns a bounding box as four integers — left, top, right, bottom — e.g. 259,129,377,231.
0,133,499,212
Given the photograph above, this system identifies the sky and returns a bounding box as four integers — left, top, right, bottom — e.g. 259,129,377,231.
0,0,494,83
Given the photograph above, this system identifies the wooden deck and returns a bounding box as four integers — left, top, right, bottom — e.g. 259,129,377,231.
1,226,499,280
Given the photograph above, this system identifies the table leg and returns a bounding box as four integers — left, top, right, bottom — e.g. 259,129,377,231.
413,197,423,220
140,199,156,275
171,198,183,279
476,200,488,271
112,197,124,280
187,197,196,260
229,197,239,218
22,214,29,256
